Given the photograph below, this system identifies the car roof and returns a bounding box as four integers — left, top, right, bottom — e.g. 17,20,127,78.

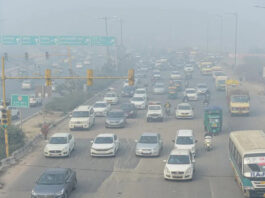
178,103,191,106
177,129,193,137
95,101,107,104
96,133,115,138
109,109,124,113
74,105,92,111
44,168,68,174
186,88,196,90
141,132,159,137
51,133,70,138
170,149,191,155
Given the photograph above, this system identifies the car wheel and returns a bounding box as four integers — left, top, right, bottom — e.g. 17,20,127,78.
68,149,71,158
63,192,68,198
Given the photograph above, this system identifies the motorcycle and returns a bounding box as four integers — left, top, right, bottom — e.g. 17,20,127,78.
204,135,212,151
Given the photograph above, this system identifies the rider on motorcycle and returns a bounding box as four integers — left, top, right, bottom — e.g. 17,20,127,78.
164,102,171,116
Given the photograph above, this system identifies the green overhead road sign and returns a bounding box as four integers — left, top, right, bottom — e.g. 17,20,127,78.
11,94,29,108
0,35,116,46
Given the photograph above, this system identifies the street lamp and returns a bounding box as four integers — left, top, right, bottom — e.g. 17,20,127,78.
216,15,223,54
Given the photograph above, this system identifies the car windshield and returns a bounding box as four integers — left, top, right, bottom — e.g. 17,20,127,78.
94,103,107,108
231,96,249,103
172,71,179,74
37,172,65,185
136,90,145,94
121,104,133,110
186,89,196,94
168,155,190,165
95,137,113,144
132,97,144,101
139,135,158,144
148,105,161,110
72,111,89,117
105,93,116,97
108,111,124,118
176,136,193,145
49,137,67,144
178,105,191,110
243,155,265,178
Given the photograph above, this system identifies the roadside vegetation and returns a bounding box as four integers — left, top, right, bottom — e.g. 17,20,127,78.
0,126,25,160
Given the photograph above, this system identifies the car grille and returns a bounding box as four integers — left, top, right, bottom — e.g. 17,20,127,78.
49,150,61,154
36,195,55,198
253,181,265,188
171,171,184,175
94,148,112,151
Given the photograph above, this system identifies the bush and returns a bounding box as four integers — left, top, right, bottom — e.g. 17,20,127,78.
0,126,25,159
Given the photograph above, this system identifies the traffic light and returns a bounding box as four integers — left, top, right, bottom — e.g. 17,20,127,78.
7,110,11,126
87,69,93,86
45,69,52,86
45,51,49,60
1,108,8,126
128,69,134,86
25,52,29,61
4,52,8,61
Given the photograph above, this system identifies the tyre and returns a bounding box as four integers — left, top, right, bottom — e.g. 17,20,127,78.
72,178,77,190
63,192,68,198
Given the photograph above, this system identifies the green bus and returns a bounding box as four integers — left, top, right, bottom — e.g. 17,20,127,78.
229,130,265,197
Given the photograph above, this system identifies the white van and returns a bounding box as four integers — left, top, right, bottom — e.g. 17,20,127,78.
69,105,95,130
173,129,197,157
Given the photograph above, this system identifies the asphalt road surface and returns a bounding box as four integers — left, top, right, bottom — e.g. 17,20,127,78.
1,66,265,198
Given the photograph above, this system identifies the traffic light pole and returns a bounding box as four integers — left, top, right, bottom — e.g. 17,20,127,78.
1,57,9,157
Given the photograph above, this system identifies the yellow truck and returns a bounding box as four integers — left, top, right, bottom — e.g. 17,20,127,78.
226,80,250,116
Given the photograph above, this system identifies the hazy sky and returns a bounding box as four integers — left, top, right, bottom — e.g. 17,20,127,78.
1,0,265,52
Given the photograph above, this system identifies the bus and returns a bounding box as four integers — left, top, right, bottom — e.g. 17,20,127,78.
229,130,265,197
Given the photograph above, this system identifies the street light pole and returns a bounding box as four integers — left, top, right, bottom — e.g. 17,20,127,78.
120,19,123,46
216,15,223,54
234,13,238,67
99,16,111,63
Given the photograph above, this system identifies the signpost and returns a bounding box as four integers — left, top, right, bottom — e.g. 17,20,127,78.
11,94,29,108
0,35,116,46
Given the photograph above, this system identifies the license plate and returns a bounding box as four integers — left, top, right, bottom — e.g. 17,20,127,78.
263,193,265,197
261,181,265,184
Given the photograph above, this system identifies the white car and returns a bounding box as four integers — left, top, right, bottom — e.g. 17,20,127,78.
104,92,119,105
153,83,166,94
21,80,32,90
212,71,226,81
29,95,42,107
146,102,164,122
184,65,194,72
196,83,208,95
90,133,119,157
184,88,198,101
170,71,182,80
44,133,75,157
134,88,147,99
163,149,195,181
75,63,83,68
130,96,147,110
174,129,197,157
93,101,111,117
175,103,194,119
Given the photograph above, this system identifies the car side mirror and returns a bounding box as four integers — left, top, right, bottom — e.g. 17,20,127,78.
163,160,167,163
195,140,198,143
192,159,196,163
135,140,138,143
69,113,72,118
172,139,175,143
90,140,93,144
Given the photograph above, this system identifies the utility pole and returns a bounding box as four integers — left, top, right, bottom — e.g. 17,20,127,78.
216,15,223,54
1,57,9,157
119,19,123,46
234,13,238,68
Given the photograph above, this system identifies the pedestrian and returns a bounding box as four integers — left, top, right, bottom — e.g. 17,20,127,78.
41,122,50,140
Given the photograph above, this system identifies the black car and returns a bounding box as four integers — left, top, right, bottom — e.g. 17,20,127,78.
31,168,77,198
105,109,126,128
121,86,135,97
121,103,137,118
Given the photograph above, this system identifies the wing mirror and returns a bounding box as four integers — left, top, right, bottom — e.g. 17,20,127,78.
163,159,167,163
195,140,198,143
135,140,138,143
90,140,94,144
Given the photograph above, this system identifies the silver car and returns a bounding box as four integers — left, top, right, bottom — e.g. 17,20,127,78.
135,133,163,156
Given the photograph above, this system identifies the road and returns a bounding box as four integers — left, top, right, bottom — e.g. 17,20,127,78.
1,65,265,198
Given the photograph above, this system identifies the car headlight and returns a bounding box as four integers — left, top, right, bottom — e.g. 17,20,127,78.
118,119,124,124
191,147,195,153
106,120,110,124
152,147,159,152
62,147,69,152
31,190,37,196
186,168,192,176
55,189,64,196
44,146,49,152
164,166,170,174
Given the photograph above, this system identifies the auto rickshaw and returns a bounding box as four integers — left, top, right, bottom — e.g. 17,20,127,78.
168,86,177,99
204,106,222,135
171,80,182,91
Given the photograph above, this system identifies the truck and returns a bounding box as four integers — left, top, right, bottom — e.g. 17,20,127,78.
215,76,227,91
226,83,250,116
